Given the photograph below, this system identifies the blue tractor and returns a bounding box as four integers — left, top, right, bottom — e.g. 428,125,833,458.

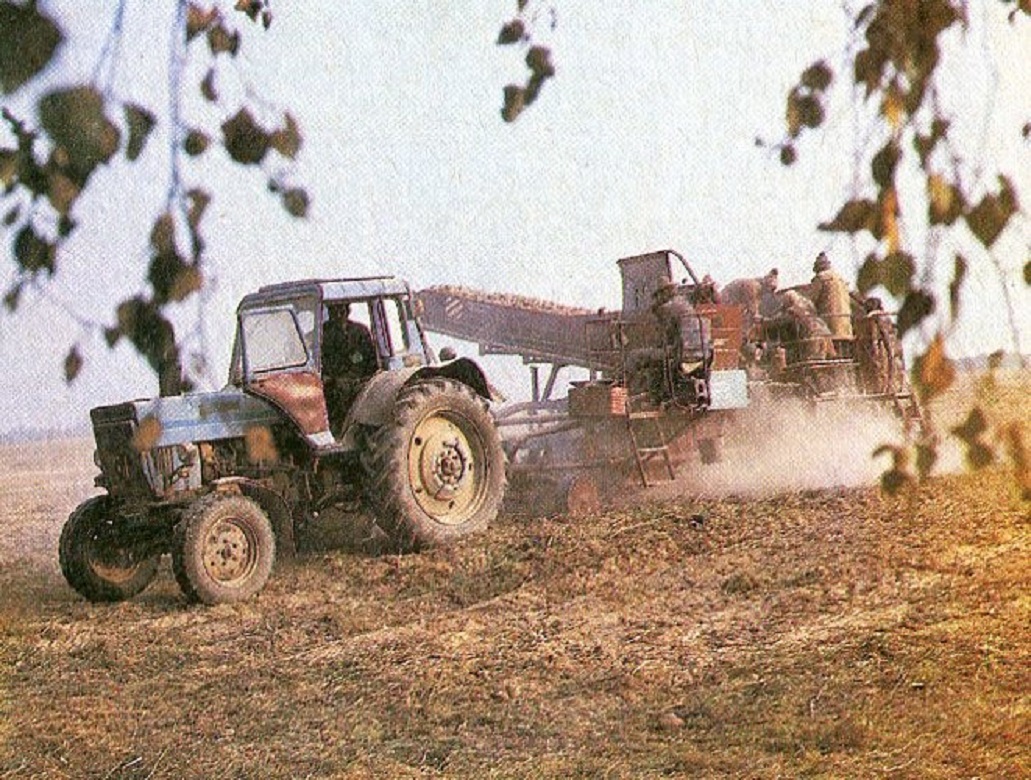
60,277,507,605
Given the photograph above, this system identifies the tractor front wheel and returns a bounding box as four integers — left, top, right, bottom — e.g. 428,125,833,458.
59,496,160,602
172,493,276,604
362,379,506,550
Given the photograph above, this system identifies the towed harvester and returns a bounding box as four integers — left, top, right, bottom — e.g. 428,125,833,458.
417,249,922,511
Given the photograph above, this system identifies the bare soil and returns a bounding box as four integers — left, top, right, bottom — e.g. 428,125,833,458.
0,375,1027,779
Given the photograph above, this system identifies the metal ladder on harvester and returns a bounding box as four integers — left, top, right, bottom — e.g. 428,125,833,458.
584,313,677,487
624,395,675,487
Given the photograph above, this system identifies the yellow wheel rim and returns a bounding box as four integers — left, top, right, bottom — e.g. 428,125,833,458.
407,412,486,525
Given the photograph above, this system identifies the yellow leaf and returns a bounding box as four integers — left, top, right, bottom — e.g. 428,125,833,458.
881,89,905,130
916,334,955,402
133,416,163,452
928,174,952,215
881,186,900,253
46,168,79,214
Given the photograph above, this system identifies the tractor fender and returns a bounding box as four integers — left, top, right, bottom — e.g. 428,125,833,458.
347,358,494,429
208,477,296,559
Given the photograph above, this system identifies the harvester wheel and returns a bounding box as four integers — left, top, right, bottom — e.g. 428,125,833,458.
59,496,160,602
361,378,506,550
172,493,276,604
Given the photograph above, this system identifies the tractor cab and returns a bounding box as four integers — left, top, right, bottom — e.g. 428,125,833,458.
229,277,432,450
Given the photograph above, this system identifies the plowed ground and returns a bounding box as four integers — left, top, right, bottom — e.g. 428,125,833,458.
1,375,1027,779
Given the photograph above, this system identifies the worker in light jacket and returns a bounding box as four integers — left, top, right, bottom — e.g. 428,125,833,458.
810,252,854,356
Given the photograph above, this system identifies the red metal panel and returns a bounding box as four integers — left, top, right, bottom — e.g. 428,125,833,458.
248,371,331,436
697,303,745,370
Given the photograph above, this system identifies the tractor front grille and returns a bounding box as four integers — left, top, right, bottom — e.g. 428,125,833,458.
91,404,157,499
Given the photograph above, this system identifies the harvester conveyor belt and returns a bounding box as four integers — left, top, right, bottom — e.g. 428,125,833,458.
416,285,611,368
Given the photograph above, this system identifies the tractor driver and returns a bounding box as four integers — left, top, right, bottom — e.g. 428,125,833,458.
321,302,377,429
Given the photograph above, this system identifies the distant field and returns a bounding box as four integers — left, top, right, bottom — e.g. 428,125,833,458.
0,373,1027,778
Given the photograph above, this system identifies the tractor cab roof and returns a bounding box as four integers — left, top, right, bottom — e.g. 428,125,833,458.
237,276,414,312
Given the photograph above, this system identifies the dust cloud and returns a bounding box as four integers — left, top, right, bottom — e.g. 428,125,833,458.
682,399,911,497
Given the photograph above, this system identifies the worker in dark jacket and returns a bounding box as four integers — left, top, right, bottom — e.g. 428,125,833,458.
322,303,377,428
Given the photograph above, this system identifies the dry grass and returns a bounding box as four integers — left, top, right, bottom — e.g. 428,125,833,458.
0,374,1028,779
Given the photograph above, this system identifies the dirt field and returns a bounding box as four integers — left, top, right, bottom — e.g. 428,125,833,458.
1,375,1027,778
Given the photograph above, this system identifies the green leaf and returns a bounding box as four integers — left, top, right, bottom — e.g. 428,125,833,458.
38,86,120,185
1024,261,1031,286
502,85,525,123
184,130,211,156
150,212,176,257
856,253,881,294
880,468,911,495
881,251,915,298
44,164,79,214
818,199,878,235
914,119,949,167
873,444,912,495
269,113,301,159
526,46,555,79
234,0,271,26
896,290,935,337
948,254,967,321
222,108,269,164
281,187,309,218
186,4,218,42
0,2,63,94
186,188,211,229
235,0,262,22
951,407,995,470
64,345,83,384
207,23,240,56
853,47,884,97
57,214,76,238
200,69,218,102
13,225,55,276
915,442,937,479
498,19,525,45
871,142,899,188
124,103,156,161
0,146,16,186
800,61,833,91
3,282,22,312
965,176,1019,248
115,296,178,375
952,406,987,443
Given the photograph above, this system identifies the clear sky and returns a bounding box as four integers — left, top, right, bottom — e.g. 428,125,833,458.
1,2,1028,434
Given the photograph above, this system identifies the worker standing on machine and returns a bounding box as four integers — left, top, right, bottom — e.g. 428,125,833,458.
810,252,854,357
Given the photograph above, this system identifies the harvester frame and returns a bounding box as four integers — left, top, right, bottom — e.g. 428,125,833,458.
417,248,923,511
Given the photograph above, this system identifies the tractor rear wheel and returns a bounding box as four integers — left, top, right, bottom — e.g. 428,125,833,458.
362,378,506,550
172,493,276,604
59,496,160,602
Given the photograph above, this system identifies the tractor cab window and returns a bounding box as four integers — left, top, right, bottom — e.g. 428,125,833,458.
382,297,410,357
240,308,309,377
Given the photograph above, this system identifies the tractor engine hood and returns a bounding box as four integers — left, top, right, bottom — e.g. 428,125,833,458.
91,388,283,449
